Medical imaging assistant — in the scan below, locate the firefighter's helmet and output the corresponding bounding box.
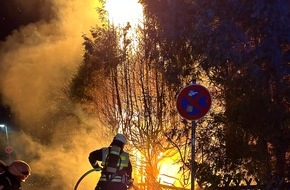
[114,133,127,144]
[8,160,31,182]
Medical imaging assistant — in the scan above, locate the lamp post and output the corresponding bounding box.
[0,124,12,162]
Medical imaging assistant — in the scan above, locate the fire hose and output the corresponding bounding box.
[74,167,139,190]
[74,167,101,190]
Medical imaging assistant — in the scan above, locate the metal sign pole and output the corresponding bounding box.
[191,120,196,190]
[191,80,196,190]
[176,81,211,190]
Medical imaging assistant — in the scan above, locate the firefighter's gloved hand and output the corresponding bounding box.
[92,163,101,170]
[126,178,134,189]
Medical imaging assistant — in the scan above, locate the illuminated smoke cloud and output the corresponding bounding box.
[0,0,112,189]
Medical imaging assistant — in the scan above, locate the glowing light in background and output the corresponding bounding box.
[105,0,143,26]
[104,1,184,187]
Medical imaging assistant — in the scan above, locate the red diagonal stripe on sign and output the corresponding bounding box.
[185,90,205,112]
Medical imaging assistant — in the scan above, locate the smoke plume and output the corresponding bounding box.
[0,0,112,189]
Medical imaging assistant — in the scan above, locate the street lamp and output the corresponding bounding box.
[0,124,12,162]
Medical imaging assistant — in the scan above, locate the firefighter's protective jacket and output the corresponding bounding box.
[0,162,21,190]
[89,147,132,183]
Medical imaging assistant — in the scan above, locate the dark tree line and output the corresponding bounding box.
[140,0,289,185]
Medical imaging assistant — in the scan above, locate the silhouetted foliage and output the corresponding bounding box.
[140,0,290,187]
[70,0,289,189]
[69,4,186,189]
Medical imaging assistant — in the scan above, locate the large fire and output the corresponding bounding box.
[105,0,143,27]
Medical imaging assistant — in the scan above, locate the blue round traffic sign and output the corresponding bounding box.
[176,84,211,120]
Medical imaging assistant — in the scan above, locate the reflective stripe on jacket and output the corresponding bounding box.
[99,174,124,183]
[100,147,130,169]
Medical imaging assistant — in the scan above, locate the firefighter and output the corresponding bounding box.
[89,133,133,190]
[0,160,31,190]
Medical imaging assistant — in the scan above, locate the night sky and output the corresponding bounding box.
[0,0,52,126]
[0,0,54,40]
